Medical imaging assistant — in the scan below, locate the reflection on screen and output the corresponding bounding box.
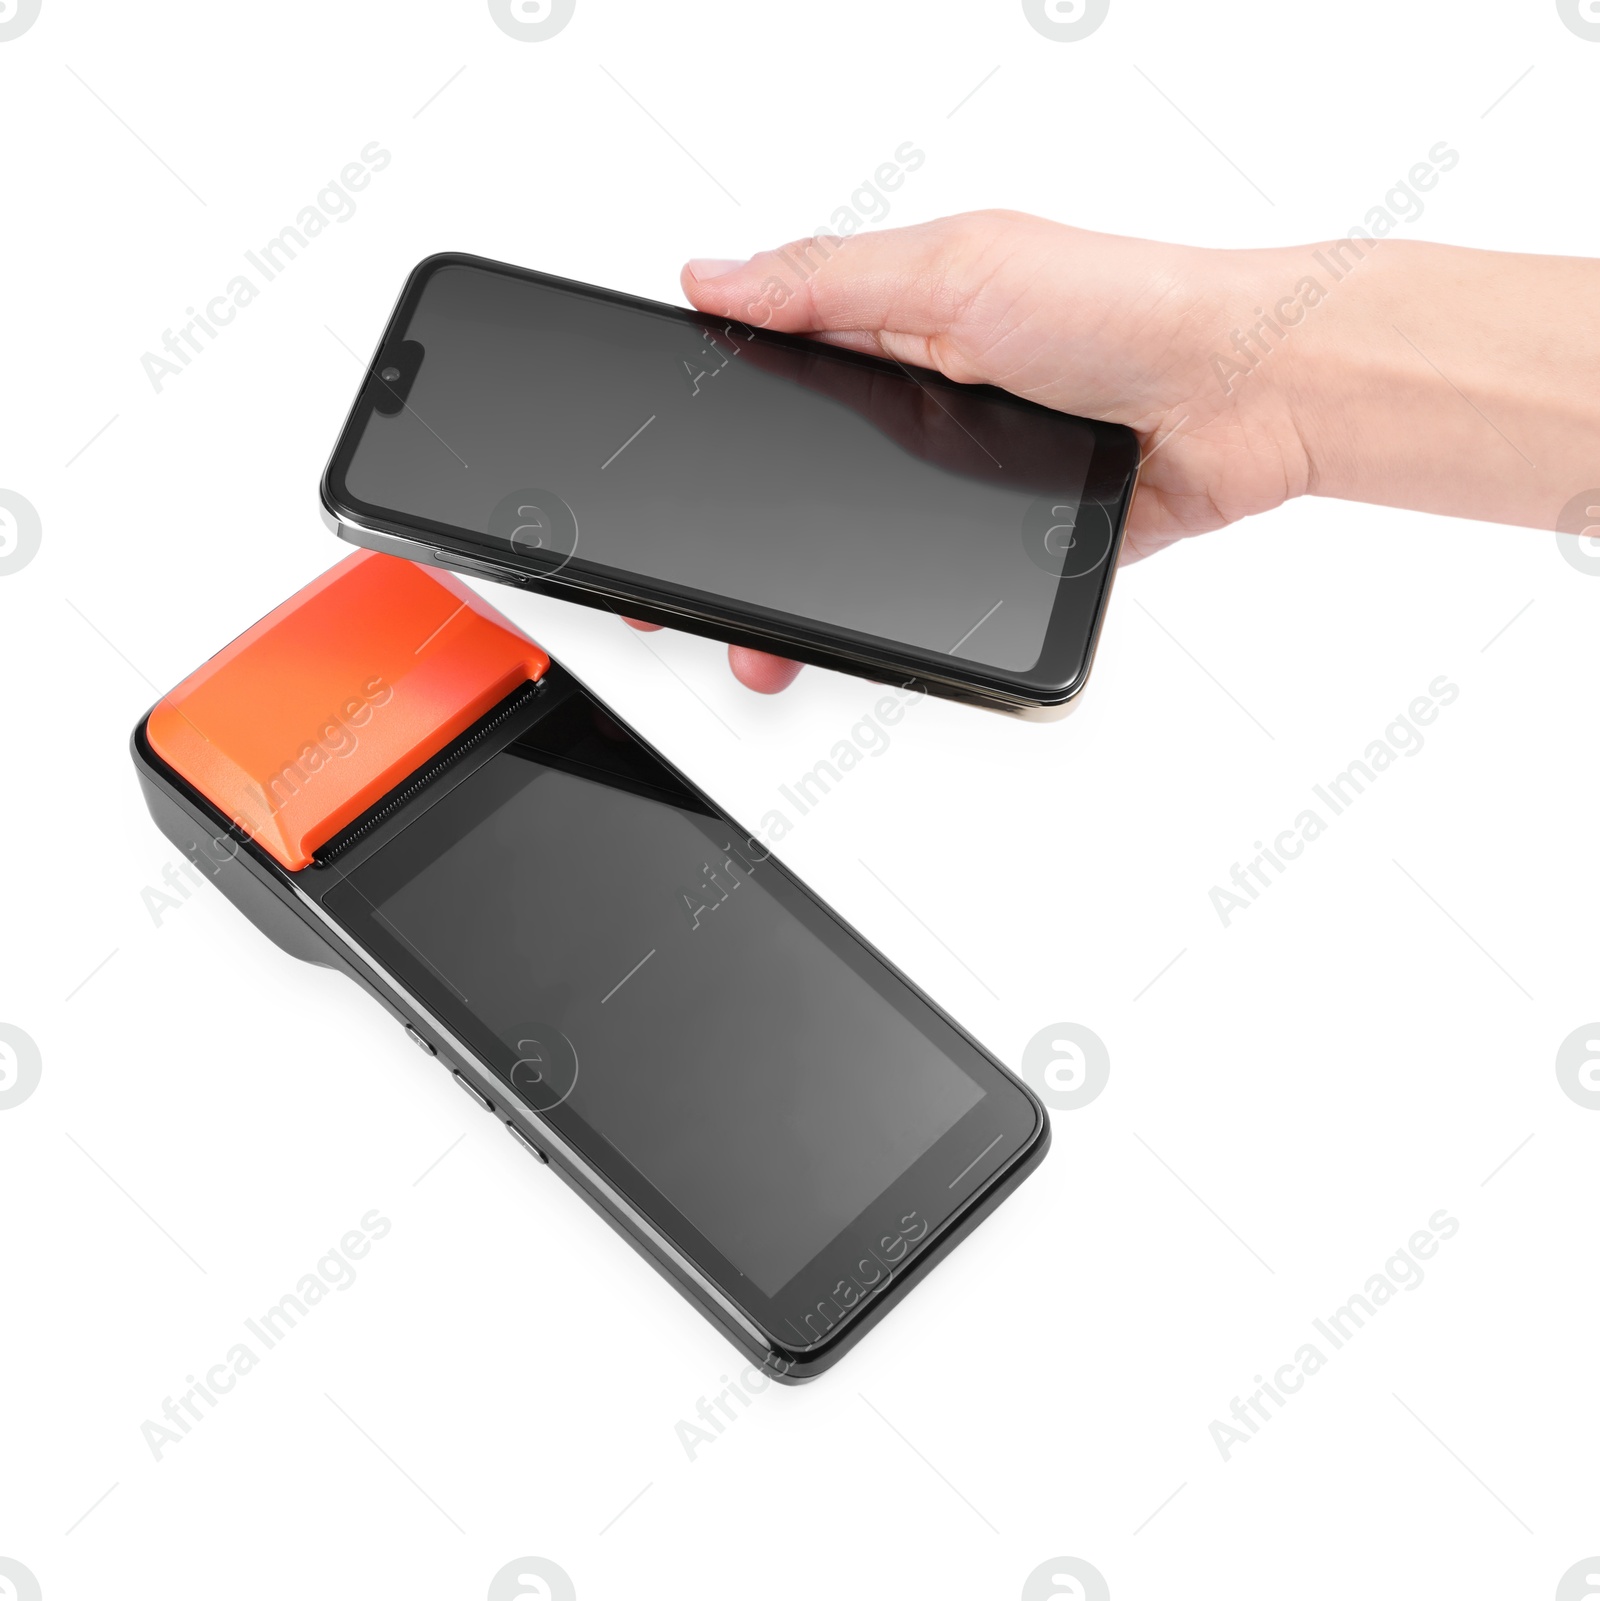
[362,724,982,1297]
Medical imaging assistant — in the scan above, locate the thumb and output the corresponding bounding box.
[680,212,1026,382]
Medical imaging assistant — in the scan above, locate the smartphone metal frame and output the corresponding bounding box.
[320,253,1141,717]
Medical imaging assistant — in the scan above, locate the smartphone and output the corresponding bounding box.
[321,254,1140,716]
[132,550,1049,1379]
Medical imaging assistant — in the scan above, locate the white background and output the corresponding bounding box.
[2,2,1597,1597]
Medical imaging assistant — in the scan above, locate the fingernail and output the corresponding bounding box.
[686,258,746,281]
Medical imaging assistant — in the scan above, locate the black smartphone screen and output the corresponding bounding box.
[324,256,1138,700]
[319,676,1041,1341]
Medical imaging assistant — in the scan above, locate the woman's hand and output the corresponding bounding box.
[642,209,1600,692]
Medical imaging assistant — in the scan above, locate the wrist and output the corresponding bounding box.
[1263,238,1433,505]
[1261,238,1600,528]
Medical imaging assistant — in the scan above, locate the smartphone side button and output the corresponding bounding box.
[431,548,518,583]
[505,1120,549,1164]
[452,1071,494,1112]
[403,1023,436,1056]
